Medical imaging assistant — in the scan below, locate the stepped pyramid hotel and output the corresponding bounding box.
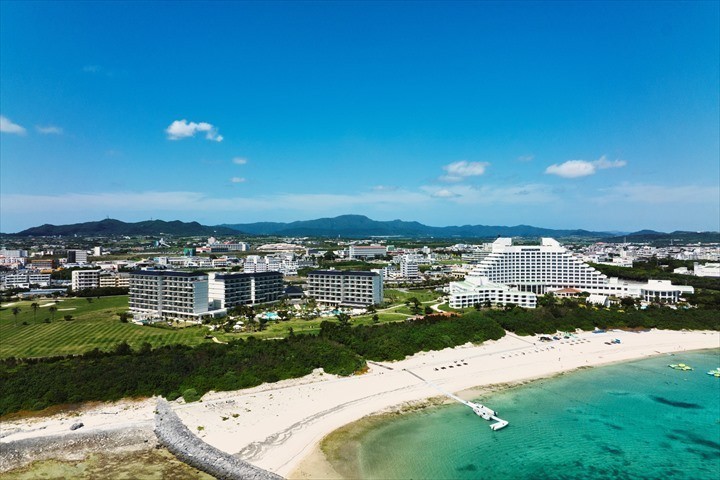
[449,238,693,309]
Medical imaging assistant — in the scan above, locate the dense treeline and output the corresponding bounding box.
[484,305,720,336]
[74,287,129,297]
[319,313,505,361]
[0,335,363,415]
[2,306,719,416]
[591,261,720,291]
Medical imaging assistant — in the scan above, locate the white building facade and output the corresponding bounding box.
[307,270,383,306]
[448,273,537,309]
[129,271,210,320]
[208,271,284,309]
[348,245,387,260]
[71,269,101,290]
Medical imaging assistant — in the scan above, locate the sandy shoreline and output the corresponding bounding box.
[1,329,718,478]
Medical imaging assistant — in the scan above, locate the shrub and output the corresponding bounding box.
[183,388,201,403]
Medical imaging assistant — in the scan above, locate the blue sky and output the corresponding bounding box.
[1,1,718,233]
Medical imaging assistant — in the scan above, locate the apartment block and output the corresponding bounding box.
[1,273,52,289]
[307,270,383,306]
[99,272,131,288]
[71,269,101,290]
[67,250,88,264]
[348,245,387,260]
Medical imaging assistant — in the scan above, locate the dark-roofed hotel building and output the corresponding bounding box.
[129,270,209,320]
[307,270,383,307]
[208,271,283,309]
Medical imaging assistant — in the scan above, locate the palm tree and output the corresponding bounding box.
[30,302,40,323]
[11,307,21,326]
[48,305,57,322]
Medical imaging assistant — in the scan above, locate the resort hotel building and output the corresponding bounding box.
[449,238,693,308]
[129,270,286,320]
[307,270,383,307]
[207,271,284,309]
[129,271,217,321]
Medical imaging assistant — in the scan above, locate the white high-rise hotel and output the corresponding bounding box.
[473,238,607,293]
[449,238,693,308]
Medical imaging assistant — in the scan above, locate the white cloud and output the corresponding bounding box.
[421,183,558,205]
[165,119,223,142]
[431,189,460,198]
[0,115,26,135]
[545,160,596,178]
[230,177,246,183]
[440,161,490,182]
[594,156,627,169]
[232,157,248,165]
[371,185,398,191]
[0,189,430,219]
[545,155,626,178]
[36,125,63,135]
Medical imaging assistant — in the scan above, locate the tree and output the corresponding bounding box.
[473,302,482,311]
[407,297,421,314]
[367,304,377,314]
[30,302,40,323]
[86,297,93,304]
[118,312,130,323]
[48,305,57,322]
[258,317,268,331]
[277,310,291,322]
[11,307,21,326]
[372,314,379,324]
[424,306,433,315]
[335,312,351,325]
[64,315,73,321]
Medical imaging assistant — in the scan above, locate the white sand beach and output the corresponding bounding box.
[2,329,718,477]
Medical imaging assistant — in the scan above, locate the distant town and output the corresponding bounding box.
[2,218,718,334]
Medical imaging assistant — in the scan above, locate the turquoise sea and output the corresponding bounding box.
[355,350,720,480]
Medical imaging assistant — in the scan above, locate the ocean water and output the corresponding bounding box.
[356,350,720,480]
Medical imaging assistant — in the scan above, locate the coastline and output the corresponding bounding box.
[1,329,718,478]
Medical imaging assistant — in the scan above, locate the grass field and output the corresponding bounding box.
[383,288,442,304]
[0,296,217,359]
[0,288,447,358]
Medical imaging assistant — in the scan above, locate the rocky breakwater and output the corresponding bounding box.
[154,398,283,480]
[0,425,156,472]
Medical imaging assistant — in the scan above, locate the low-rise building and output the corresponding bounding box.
[99,272,131,288]
[448,274,537,309]
[348,245,387,260]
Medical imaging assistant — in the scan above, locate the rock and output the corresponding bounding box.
[70,422,84,431]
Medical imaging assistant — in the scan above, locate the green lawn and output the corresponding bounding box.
[0,290,447,358]
[0,296,214,358]
[383,288,442,305]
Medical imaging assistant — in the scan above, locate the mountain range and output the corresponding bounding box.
[13,219,238,237]
[8,215,718,243]
[221,215,610,238]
